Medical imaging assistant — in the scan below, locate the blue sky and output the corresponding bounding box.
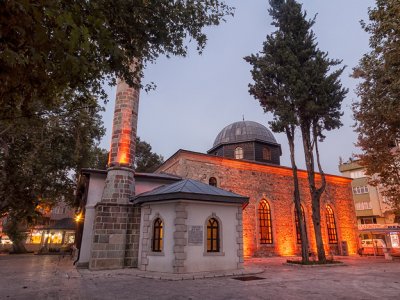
[100,0,376,175]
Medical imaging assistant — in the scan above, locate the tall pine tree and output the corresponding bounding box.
[246,0,347,262]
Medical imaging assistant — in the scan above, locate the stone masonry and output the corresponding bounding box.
[173,202,188,273]
[156,150,359,257]
[236,207,244,269]
[139,205,151,270]
[90,77,140,270]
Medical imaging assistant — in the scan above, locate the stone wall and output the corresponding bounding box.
[157,150,359,257]
[90,203,141,269]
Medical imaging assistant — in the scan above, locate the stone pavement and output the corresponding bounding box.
[1,254,400,299]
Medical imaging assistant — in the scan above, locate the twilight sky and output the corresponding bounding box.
[100,0,376,176]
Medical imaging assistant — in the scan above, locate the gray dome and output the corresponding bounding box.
[213,121,277,147]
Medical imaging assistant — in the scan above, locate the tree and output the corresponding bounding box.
[135,137,164,173]
[0,0,232,252]
[0,0,233,123]
[246,0,347,262]
[353,0,400,210]
[0,95,105,252]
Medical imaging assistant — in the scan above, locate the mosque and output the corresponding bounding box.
[75,80,358,272]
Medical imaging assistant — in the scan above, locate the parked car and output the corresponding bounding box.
[360,239,386,255]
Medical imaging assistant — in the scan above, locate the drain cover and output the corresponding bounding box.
[233,276,265,281]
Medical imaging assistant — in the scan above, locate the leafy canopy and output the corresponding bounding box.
[0,0,233,121]
[353,0,400,209]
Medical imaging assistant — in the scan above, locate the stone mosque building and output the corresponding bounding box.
[75,80,358,272]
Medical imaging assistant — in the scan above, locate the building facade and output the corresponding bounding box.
[157,121,358,257]
[339,159,400,250]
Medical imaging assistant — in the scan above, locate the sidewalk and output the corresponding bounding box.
[1,254,400,299]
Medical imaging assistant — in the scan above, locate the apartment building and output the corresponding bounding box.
[339,159,400,250]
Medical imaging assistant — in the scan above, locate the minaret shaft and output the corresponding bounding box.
[89,77,141,270]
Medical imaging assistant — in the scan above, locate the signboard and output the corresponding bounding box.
[358,223,400,230]
[390,233,400,248]
[188,225,203,245]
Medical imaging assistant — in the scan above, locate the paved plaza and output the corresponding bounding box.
[0,254,399,299]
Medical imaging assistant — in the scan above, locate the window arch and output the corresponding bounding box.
[152,218,163,252]
[259,200,273,244]
[262,147,271,160]
[209,177,217,187]
[326,205,338,244]
[295,205,307,244]
[207,218,220,252]
[234,147,244,159]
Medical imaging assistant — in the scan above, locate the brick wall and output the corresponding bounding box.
[157,150,358,257]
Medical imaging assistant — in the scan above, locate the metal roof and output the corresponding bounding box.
[132,179,248,205]
[211,121,278,150]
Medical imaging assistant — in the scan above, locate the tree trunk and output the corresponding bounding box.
[300,123,326,262]
[12,240,28,254]
[4,216,29,254]
[286,126,309,263]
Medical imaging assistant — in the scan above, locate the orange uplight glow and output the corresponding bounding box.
[75,212,83,223]
[243,233,252,257]
[277,241,295,256]
[117,149,129,165]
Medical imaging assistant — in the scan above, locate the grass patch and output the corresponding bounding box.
[286,259,342,265]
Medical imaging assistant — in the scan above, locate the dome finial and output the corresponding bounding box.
[242,114,245,121]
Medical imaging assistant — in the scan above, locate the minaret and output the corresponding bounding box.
[89,78,140,269]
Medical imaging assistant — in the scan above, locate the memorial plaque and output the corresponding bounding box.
[188,225,203,245]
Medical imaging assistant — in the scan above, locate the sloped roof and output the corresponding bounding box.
[132,179,248,205]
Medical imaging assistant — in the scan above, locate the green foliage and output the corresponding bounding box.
[0,0,233,122]
[353,0,400,209]
[0,0,232,245]
[0,94,105,217]
[245,0,347,262]
[135,137,164,173]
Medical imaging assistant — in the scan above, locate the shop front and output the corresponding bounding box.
[358,223,400,255]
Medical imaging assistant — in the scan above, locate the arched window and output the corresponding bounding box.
[207,218,220,252]
[262,147,271,160]
[295,205,307,244]
[259,200,273,244]
[209,177,217,187]
[326,205,338,244]
[234,147,244,159]
[152,218,163,252]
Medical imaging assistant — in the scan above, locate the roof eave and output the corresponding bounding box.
[132,192,249,205]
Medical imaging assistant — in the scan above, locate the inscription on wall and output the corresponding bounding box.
[188,225,203,245]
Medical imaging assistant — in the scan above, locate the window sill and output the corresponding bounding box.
[259,243,275,248]
[147,251,165,256]
[203,251,225,256]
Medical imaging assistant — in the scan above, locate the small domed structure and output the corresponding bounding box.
[208,121,281,165]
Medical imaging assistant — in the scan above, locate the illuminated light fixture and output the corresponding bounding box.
[75,212,83,222]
